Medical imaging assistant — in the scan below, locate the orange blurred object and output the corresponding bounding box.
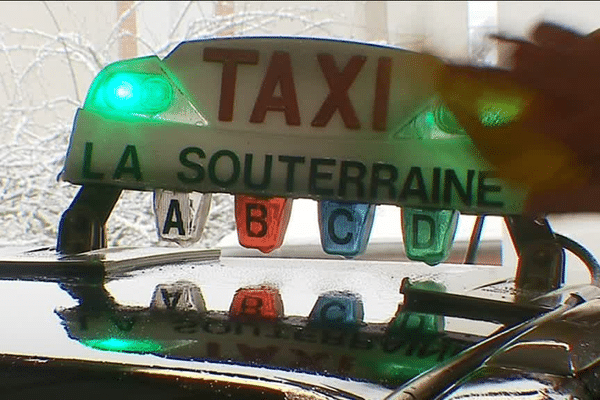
[436,64,589,193]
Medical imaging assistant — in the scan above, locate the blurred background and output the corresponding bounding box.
[0,1,599,263]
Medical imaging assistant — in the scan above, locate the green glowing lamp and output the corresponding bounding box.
[87,71,173,115]
[82,338,163,353]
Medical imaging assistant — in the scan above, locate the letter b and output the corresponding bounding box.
[246,203,268,237]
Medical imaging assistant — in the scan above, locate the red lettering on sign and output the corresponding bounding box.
[373,57,391,131]
[203,48,259,122]
[312,54,366,129]
[250,51,300,125]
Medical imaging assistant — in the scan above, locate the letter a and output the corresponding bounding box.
[250,52,300,125]
[113,145,142,181]
[163,199,186,235]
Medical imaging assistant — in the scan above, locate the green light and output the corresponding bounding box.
[389,311,443,334]
[401,208,459,265]
[105,74,139,109]
[87,71,174,115]
[82,338,163,353]
[399,103,466,139]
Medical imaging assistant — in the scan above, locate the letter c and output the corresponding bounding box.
[328,208,354,245]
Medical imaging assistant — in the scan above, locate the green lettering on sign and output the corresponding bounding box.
[82,142,104,180]
[113,145,142,181]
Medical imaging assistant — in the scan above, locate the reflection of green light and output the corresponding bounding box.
[376,360,432,384]
[83,338,163,353]
[480,106,512,127]
[433,105,464,134]
[389,281,446,335]
[389,311,444,335]
[425,111,436,128]
[478,99,522,127]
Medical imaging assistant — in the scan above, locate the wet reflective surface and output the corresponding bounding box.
[441,368,592,400]
[0,245,513,398]
[2,244,600,398]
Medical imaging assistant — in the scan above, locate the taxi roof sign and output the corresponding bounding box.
[60,36,527,215]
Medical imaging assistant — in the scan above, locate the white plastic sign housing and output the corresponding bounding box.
[60,37,527,215]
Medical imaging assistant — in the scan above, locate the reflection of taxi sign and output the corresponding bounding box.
[58,37,526,258]
[308,290,364,328]
[150,280,207,312]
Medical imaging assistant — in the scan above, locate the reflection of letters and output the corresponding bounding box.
[111,315,135,332]
[338,355,355,375]
[237,344,278,363]
[160,288,182,309]
[240,296,263,316]
[289,349,329,369]
[206,342,220,358]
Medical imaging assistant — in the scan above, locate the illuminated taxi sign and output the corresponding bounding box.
[60,37,526,214]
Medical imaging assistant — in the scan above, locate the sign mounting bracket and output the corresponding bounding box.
[57,184,122,254]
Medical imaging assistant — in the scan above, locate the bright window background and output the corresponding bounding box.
[0,1,598,270]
